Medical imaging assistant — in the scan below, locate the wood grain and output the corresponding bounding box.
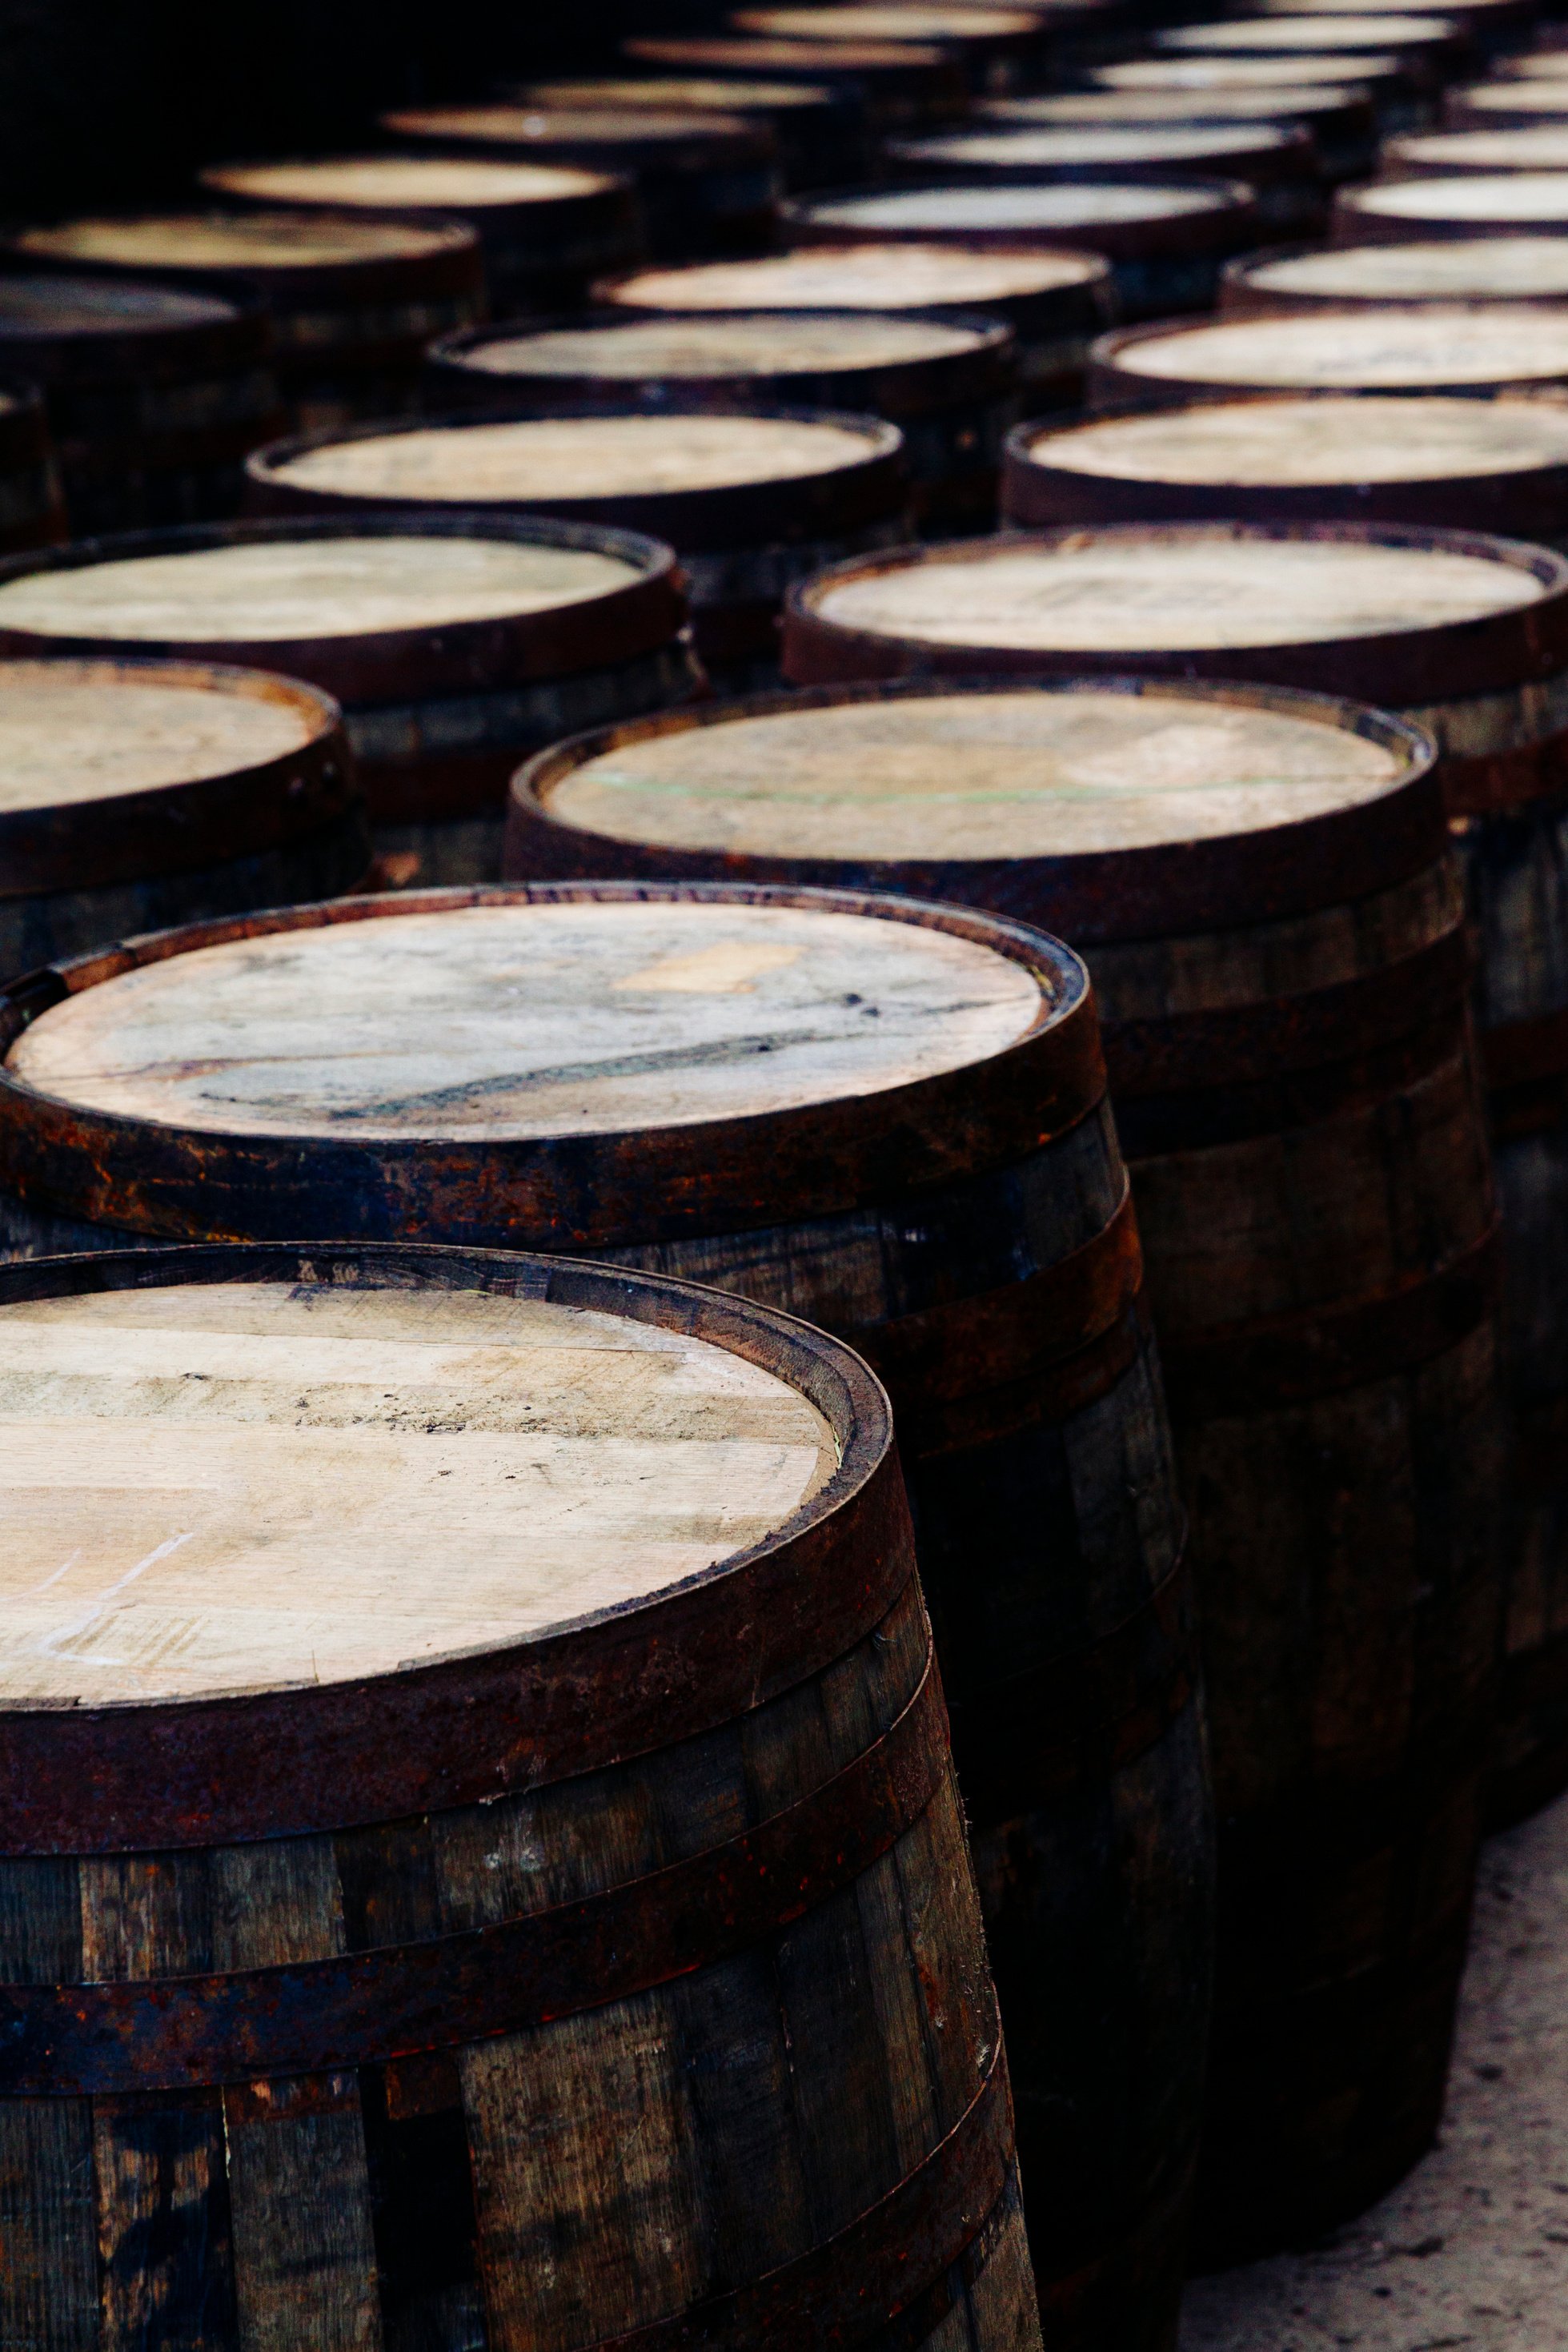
[1030,394,1568,482]
[1232,233,1568,299]
[602,245,1101,306]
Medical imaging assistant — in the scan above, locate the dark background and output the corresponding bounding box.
[0,0,728,222]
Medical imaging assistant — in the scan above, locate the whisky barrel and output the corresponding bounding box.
[2,213,484,435]
[979,84,1379,183]
[0,517,699,888]
[379,105,782,261]
[0,656,364,976]
[1004,387,1568,536]
[425,310,1015,532]
[1442,77,1568,126]
[503,74,870,189]
[591,242,1114,399]
[726,3,1055,88]
[501,673,1501,2264]
[883,122,1326,229]
[1151,11,1471,87]
[199,155,644,317]
[1382,125,1568,169]
[0,379,66,553]
[0,272,282,536]
[782,178,1261,318]
[1243,0,1534,47]
[243,405,909,693]
[1494,46,1568,75]
[0,878,1209,2352]
[1081,302,1568,411]
[1223,230,1568,305]
[0,1233,1044,2352]
[620,34,971,130]
[1335,167,1568,235]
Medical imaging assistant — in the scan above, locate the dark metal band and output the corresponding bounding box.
[1440,724,1568,819]
[1161,1218,1502,1415]
[896,1289,1153,1460]
[0,1645,946,2097]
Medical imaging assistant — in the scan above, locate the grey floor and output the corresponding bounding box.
[1181,1788,1568,2352]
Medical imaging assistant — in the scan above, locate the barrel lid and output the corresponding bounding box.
[788,177,1252,237]
[1341,170,1568,223]
[200,155,621,211]
[596,243,1109,308]
[1230,233,1568,296]
[1446,81,1568,113]
[732,5,1047,34]
[1094,303,1568,387]
[782,521,1568,702]
[624,33,960,70]
[0,275,239,337]
[1157,12,1458,42]
[437,310,1000,382]
[511,74,840,109]
[8,210,475,277]
[981,83,1369,121]
[1021,392,1568,480]
[382,102,771,159]
[1498,51,1568,77]
[1093,51,1406,82]
[891,121,1298,164]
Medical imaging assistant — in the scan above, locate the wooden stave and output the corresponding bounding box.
[880,124,1329,231]
[0,1237,1041,2352]
[499,676,1503,2259]
[1220,233,1568,307]
[0,889,1209,2352]
[620,34,973,128]
[1333,174,1568,239]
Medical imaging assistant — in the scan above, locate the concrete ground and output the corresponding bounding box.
[1181,1788,1568,2352]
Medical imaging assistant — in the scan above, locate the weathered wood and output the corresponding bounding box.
[503,74,871,190]
[426,310,1017,535]
[0,515,700,889]
[241,407,909,696]
[981,83,1378,181]
[0,882,1208,2352]
[1223,229,1568,307]
[0,655,364,980]
[380,104,782,262]
[1336,167,1568,238]
[0,1240,1042,2352]
[621,31,971,128]
[731,683,1508,2262]
[885,121,1327,231]
[3,212,485,435]
[199,154,644,318]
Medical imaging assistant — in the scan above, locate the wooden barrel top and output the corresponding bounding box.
[1155,11,1459,46]
[199,155,622,213]
[624,32,963,75]
[0,271,268,384]
[785,176,1255,245]
[1386,126,1568,167]
[1093,52,1406,84]
[7,210,477,281]
[513,74,843,110]
[1021,392,1568,484]
[980,83,1372,122]
[1445,81,1568,117]
[889,121,1305,167]
[1338,170,1568,228]
[1498,50,1568,77]
[0,661,321,816]
[732,4,1048,37]
[596,242,1109,309]
[435,311,998,383]
[0,275,236,340]
[0,1262,840,1708]
[1226,232,1568,299]
[382,102,772,163]
[1092,303,1568,389]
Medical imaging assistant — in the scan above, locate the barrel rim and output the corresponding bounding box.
[780,171,1263,255]
[504,671,1444,942]
[427,300,1017,377]
[975,82,1376,130]
[623,29,966,76]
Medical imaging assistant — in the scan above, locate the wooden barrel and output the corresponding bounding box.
[781,178,1261,319]
[0,517,700,889]
[0,1232,1045,2352]
[1335,167,1568,235]
[1004,386,1568,534]
[379,105,782,262]
[502,74,872,189]
[1382,124,1568,169]
[242,405,910,694]
[0,379,66,553]
[589,242,1114,400]
[198,155,644,318]
[1091,50,1415,97]
[725,3,1056,89]
[1150,11,1472,88]
[620,34,972,130]
[0,655,365,977]
[0,877,1209,2352]
[978,84,1380,183]
[882,121,1327,228]
[0,272,282,536]
[1222,228,1568,305]
[1081,301,1568,410]
[1241,0,1535,47]
[1442,76,1568,125]
[499,675,1503,2264]
[2,211,485,435]
[424,311,1016,533]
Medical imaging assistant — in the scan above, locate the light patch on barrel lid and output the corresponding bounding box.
[1103,306,1568,392]
[1030,396,1568,482]
[989,83,1365,121]
[1096,53,1402,82]
[13,211,472,271]
[607,244,1102,309]
[1350,170,1568,220]
[1159,14,1455,46]
[458,311,986,379]
[735,5,1046,34]
[1241,234,1568,298]
[385,103,760,145]
[900,122,1289,163]
[802,181,1226,228]
[0,667,315,811]
[205,155,616,207]
[1391,129,1568,166]
[612,940,804,991]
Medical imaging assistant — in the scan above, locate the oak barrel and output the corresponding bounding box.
[379,105,782,261]
[883,122,1327,231]
[589,242,1115,399]
[0,379,66,553]
[242,405,910,693]
[1442,77,1568,125]
[0,516,700,889]
[679,663,1502,2261]
[2,212,485,434]
[0,1234,1043,2352]
[1243,0,1534,44]
[1334,167,1568,237]
[1151,11,1471,87]
[503,74,872,190]
[0,656,365,976]
[425,310,1017,533]
[0,879,1212,2352]
[1221,230,1568,307]
[726,2,1055,89]
[974,86,1380,183]
[0,272,283,536]
[1382,124,1568,170]
[620,34,972,130]
[782,178,1261,319]
[199,155,644,318]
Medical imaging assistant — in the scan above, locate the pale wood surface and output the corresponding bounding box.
[459,312,985,376]
[1240,234,1568,295]
[1455,82,1568,114]
[0,275,236,334]
[0,664,315,811]
[1098,54,1402,82]
[1033,393,1568,481]
[523,74,835,107]
[735,4,1045,32]
[14,211,470,271]
[1104,307,1568,385]
[269,413,884,500]
[1161,13,1454,43]
[8,898,1046,1134]
[605,243,1102,307]
[811,536,1541,651]
[904,122,1293,162]
[0,536,643,644]
[804,183,1227,228]
[204,155,614,208]
[386,103,756,144]
[1394,128,1568,166]
[0,1275,837,1704]
[634,32,955,63]
[1350,171,1568,220]
[1502,52,1568,77]
[548,688,1406,857]
[992,83,1367,118]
